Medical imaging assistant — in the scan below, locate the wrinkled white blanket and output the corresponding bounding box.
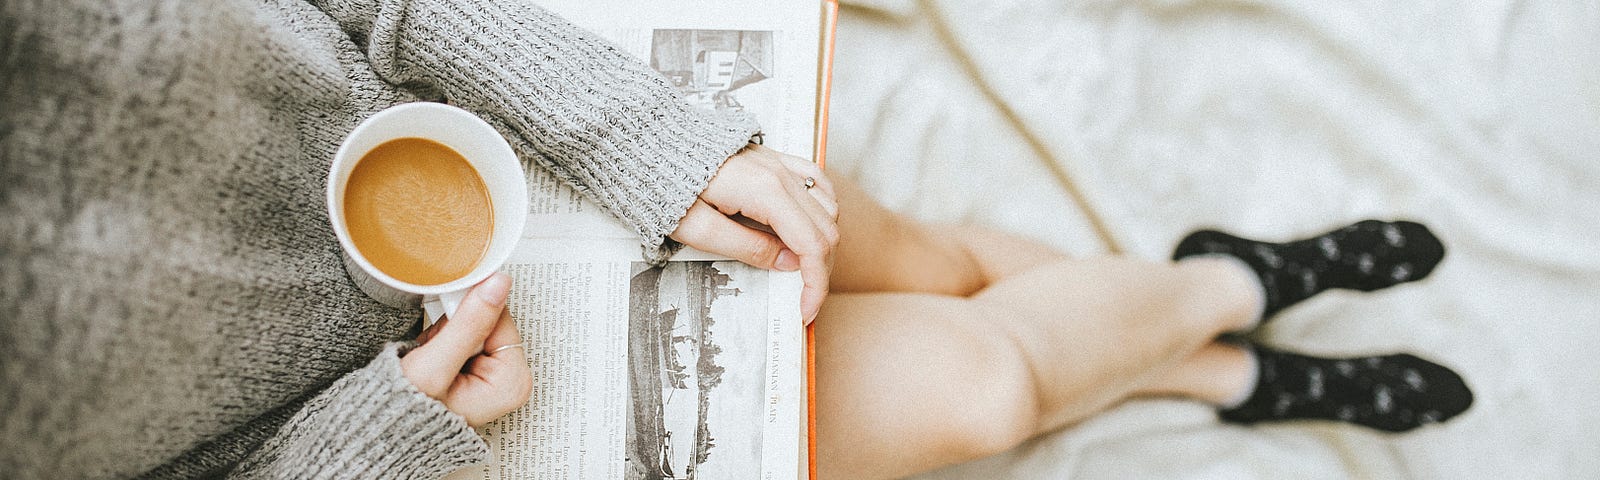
[826,0,1600,477]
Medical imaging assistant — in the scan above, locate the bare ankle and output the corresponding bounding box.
[1175,257,1265,332]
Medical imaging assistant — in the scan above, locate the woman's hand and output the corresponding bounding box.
[671,144,839,324]
[400,273,533,427]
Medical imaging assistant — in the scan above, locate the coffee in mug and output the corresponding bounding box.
[344,137,493,286]
[327,102,528,322]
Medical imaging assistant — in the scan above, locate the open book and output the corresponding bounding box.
[445,1,836,478]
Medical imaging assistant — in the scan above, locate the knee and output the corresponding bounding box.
[929,338,1040,461]
[950,402,1035,461]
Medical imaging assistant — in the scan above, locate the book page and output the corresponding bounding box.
[445,231,802,480]
[442,2,820,478]
[437,151,807,480]
[446,173,807,480]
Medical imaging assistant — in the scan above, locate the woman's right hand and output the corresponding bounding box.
[670,144,839,324]
[400,273,533,427]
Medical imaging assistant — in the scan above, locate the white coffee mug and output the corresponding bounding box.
[327,102,528,322]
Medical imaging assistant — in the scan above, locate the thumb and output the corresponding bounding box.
[672,200,799,271]
[401,272,511,397]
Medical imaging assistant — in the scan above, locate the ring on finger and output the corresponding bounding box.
[485,343,525,356]
[803,177,816,189]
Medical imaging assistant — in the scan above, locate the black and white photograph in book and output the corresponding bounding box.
[625,261,770,479]
[650,29,775,115]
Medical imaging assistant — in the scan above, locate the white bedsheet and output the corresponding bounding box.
[826,0,1600,478]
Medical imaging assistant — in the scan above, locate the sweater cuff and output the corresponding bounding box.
[467,65,759,266]
[580,109,760,266]
[231,343,489,479]
[478,108,757,266]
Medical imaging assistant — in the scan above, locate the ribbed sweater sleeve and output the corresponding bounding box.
[229,344,488,479]
[306,0,760,263]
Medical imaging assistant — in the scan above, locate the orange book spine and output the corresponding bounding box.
[810,3,838,478]
[806,322,818,479]
[814,0,839,170]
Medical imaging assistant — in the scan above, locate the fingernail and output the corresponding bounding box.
[803,301,819,325]
[775,249,800,271]
[476,272,511,306]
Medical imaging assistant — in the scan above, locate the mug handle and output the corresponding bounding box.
[421,289,470,326]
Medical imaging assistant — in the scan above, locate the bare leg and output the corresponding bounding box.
[1134,342,1257,406]
[816,182,1263,478]
[816,258,1259,478]
[829,183,1065,296]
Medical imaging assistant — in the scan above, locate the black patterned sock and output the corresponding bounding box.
[1172,220,1445,319]
[1220,346,1473,432]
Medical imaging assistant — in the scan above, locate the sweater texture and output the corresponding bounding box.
[0,0,757,478]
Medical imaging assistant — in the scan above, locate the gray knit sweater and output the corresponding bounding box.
[0,0,757,478]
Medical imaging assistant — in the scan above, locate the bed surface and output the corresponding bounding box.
[826,0,1600,477]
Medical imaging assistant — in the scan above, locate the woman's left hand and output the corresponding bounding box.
[671,144,839,324]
